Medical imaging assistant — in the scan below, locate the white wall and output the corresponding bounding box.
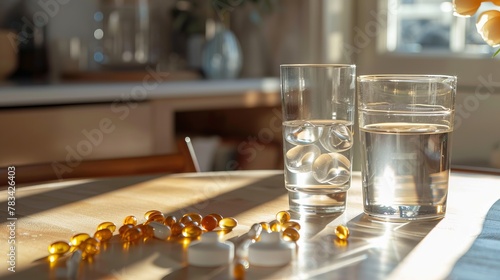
[453,90,500,167]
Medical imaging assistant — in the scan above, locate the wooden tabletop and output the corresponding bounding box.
[1,170,500,280]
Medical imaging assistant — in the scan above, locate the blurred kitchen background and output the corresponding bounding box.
[1,0,499,172]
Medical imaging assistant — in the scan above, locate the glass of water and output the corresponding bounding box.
[280,64,356,215]
[357,75,457,221]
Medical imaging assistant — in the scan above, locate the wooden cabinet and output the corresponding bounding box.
[0,79,281,169]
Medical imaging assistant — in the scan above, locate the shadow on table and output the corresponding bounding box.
[349,214,441,279]
[161,172,288,219]
[446,199,500,280]
[294,214,441,280]
[0,175,161,222]
[0,172,288,223]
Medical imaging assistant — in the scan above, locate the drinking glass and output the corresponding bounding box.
[357,75,457,221]
[280,64,356,215]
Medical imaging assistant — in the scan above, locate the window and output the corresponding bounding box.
[386,0,496,56]
[344,0,500,170]
[351,0,500,87]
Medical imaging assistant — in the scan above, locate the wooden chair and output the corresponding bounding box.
[0,137,200,186]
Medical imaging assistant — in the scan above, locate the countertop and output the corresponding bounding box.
[0,78,280,108]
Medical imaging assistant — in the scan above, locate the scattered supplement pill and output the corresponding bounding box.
[269,220,281,232]
[96,221,117,233]
[282,227,300,242]
[136,224,154,238]
[183,212,203,223]
[80,237,100,256]
[147,213,165,224]
[248,223,262,240]
[334,238,348,247]
[48,241,71,255]
[184,220,200,227]
[276,210,291,224]
[171,222,186,237]
[219,217,238,229]
[121,227,142,242]
[123,215,138,226]
[119,224,134,235]
[144,210,162,220]
[182,225,203,238]
[207,213,223,222]
[248,231,295,267]
[164,215,177,227]
[260,222,271,232]
[180,215,193,225]
[149,222,171,240]
[335,225,350,241]
[282,221,301,231]
[94,228,113,242]
[233,259,247,280]
[70,233,90,247]
[201,215,218,231]
[187,232,234,266]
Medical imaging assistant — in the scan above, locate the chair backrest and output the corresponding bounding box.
[0,138,199,186]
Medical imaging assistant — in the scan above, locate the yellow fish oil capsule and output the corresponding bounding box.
[260,222,270,232]
[80,237,100,256]
[119,224,134,236]
[182,225,203,238]
[147,213,165,224]
[70,233,90,247]
[48,241,71,255]
[121,227,143,242]
[335,225,350,241]
[233,259,248,280]
[179,215,193,225]
[171,222,186,237]
[164,215,177,227]
[123,215,138,226]
[97,221,116,233]
[276,210,291,224]
[137,224,154,238]
[269,220,281,232]
[144,210,162,220]
[94,228,113,242]
[183,212,203,223]
[219,217,238,229]
[282,221,301,231]
[282,227,300,242]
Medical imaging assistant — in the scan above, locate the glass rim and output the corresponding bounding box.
[358,74,457,82]
[280,64,356,69]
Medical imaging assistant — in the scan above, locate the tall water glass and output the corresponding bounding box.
[357,75,457,221]
[280,64,356,215]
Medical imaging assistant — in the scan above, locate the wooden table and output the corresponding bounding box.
[1,170,500,279]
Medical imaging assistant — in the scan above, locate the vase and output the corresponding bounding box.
[201,25,243,79]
